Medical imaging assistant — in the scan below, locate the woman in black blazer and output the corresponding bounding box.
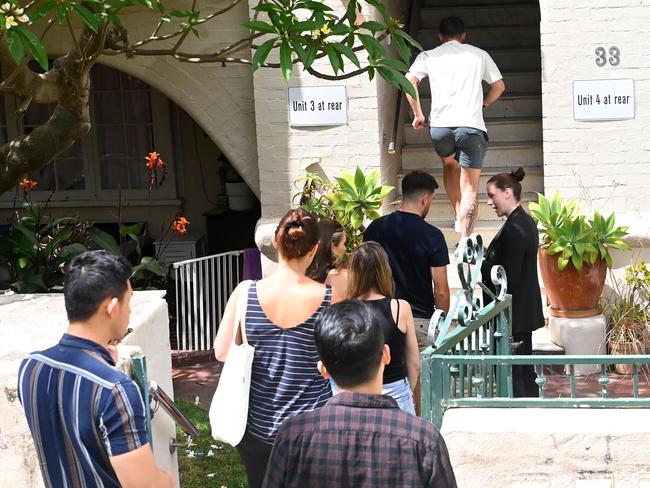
[481,167,544,397]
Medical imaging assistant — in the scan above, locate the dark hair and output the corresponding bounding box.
[439,16,465,38]
[314,300,385,388]
[64,251,132,322]
[306,219,343,282]
[402,170,439,201]
[275,208,319,260]
[486,167,526,201]
[347,241,393,299]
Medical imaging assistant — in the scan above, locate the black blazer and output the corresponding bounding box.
[481,205,544,335]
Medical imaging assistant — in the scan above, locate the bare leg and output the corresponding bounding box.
[459,167,481,237]
[441,155,461,219]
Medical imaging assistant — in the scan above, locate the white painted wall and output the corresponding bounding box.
[441,408,650,487]
[0,291,178,487]
[540,0,650,216]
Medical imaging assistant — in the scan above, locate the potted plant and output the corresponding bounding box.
[605,262,650,374]
[529,192,630,318]
[294,167,394,250]
[221,160,256,212]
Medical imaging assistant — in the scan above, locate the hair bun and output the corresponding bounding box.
[511,167,525,182]
[285,218,306,241]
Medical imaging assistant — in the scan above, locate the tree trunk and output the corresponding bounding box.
[0,55,92,195]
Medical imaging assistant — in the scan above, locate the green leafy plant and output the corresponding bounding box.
[0,182,92,292]
[529,192,630,271]
[605,262,650,359]
[294,167,393,249]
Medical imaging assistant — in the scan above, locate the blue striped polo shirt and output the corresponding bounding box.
[17,334,149,488]
[245,282,332,444]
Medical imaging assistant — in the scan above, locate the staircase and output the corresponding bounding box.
[399,0,543,247]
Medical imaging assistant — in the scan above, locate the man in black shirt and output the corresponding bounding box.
[365,170,450,351]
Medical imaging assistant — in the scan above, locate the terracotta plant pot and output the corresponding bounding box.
[538,248,607,318]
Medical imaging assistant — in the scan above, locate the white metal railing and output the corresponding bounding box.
[172,250,244,351]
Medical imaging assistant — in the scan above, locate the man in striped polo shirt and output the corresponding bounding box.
[17,251,175,488]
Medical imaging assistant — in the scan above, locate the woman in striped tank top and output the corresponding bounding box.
[214,208,339,488]
[347,241,420,415]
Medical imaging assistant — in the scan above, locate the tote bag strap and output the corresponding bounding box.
[231,280,253,347]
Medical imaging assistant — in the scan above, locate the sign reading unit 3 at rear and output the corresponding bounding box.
[288,86,348,127]
[573,79,635,121]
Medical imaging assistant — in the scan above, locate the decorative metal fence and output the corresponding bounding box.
[172,251,244,351]
[421,235,650,428]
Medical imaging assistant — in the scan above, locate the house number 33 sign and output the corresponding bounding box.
[595,46,620,67]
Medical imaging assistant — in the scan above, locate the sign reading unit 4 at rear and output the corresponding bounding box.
[288,86,348,127]
[573,79,635,121]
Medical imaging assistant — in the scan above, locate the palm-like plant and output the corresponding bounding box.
[529,192,630,271]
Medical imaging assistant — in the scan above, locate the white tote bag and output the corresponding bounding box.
[209,280,253,446]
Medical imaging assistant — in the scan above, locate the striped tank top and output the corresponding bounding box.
[245,281,333,443]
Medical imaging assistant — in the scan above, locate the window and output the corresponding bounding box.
[2,63,176,203]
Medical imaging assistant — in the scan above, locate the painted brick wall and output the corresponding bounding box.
[540,1,650,215]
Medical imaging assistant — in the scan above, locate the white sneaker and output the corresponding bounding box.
[454,219,461,233]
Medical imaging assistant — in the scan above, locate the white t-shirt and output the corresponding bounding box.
[407,40,502,132]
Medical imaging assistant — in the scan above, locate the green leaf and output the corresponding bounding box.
[58,243,87,261]
[557,256,569,271]
[168,9,193,17]
[243,20,276,34]
[391,33,411,65]
[18,257,30,269]
[301,1,333,13]
[6,30,24,64]
[359,20,385,32]
[137,0,153,8]
[290,20,320,32]
[377,56,409,72]
[88,226,121,255]
[376,66,416,98]
[29,0,57,22]
[289,38,308,66]
[323,43,341,74]
[279,40,293,81]
[358,34,383,59]
[119,222,144,238]
[132,256,166,278]
[331,42,360,68]
[252,38,276,71]
[16,27,48,71]
[393,29,423,51]
[305,42,318,69]
[72,4,100,32]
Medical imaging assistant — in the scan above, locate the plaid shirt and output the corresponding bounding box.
[262,392,457,488]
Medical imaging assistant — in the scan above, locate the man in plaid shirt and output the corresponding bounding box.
[262,300,457,487]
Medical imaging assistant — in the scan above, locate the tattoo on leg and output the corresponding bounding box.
[462,197,478,235]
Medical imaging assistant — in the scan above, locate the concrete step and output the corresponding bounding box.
[422,0,538,6]
[413,93,542,119]
[422,193,537,223]
[418,71,541,96]
[418,24,540,50]
[401,141,543,169]
[421,3,541,29]
[404,117,542,145]
[398,166,544,198]
[489,48,541,71]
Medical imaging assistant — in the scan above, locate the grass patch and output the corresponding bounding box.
[175,398,247,487]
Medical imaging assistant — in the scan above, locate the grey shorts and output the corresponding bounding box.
[429,126,488,169]
[414,318,432,353]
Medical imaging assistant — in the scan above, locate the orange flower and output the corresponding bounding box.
[156,157,165,169]
[172,216,190,235]
[145,151,161,170]
[19,178,37,190]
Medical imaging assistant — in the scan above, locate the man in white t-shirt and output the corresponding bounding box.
[406,16,505,238]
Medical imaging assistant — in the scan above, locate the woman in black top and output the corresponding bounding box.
[347,242,419,413]
[481,167,545,397]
